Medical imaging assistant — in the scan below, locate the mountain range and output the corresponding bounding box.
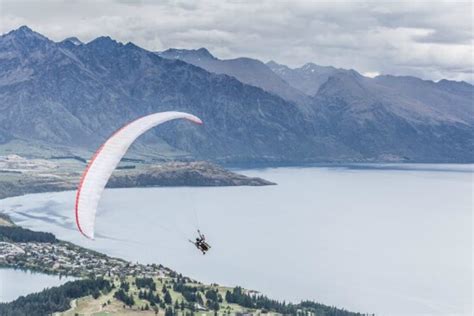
[0,26,472,163]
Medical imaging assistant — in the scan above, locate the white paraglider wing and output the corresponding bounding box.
[75,111,203,239]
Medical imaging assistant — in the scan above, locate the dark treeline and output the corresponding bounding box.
[138,289,161,305]
[173,280,203,303]
[114,289,135,307]
[0,278,111,316]
[136,277,157,291]
[298,301,372,316]
[226,287,366,316]
[120,280,130,292]
[205,288,222,311]
[164,288,173,305]
[0,226,57,243]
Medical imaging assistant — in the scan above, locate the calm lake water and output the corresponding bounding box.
[1,164,472,315]
[0,268,75,302]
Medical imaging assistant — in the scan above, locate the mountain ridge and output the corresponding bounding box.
[0,26,472,163]
[158,47,312,108]
[0,26,320,163]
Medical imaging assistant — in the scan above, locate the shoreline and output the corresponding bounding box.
[0,156,275,200]
[2,158,471,202]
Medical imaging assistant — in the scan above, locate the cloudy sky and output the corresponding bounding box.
[0,0,472,82]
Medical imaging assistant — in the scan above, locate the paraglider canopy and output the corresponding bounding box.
[75,111,203,239]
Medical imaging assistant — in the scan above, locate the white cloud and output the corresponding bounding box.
[0,0,472,82]
[363,71,381,78]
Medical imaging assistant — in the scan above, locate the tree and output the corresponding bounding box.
[136,277,157,291]
[196,292,204,306]
[205,289,218,301]
[225,290,232,303]
[207,300,220,311]
[0,279,111,316]
[164,290,173,305]
[114,289,134,307]
[165,307,174,316]
[120,281,130,292]
[92,290,100,299]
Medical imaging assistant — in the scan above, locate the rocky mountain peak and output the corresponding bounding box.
[195,47,214,59]
[86,36,122,50]
[266,60,280,67]
[1,25,50,46]
[299,62,337,74]
[316,70,369,100]
[159,47,215,61]
[11,25,36,36]
[62,37,83,46]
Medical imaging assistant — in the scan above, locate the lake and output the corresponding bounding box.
[0,268,75,302]
[1,164,472,315]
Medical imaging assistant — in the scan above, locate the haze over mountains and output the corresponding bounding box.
[266,61,345,97]
[1,26,472,163]
[158,48,312,107]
